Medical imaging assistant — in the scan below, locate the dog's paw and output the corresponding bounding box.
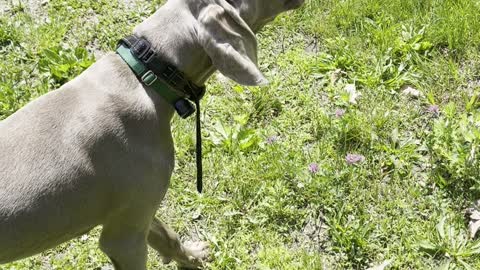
[176,241,210,269]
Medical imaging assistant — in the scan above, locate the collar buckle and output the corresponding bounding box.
[141,50,155,63]
[141,70,158,86]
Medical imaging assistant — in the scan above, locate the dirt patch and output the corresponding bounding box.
[0,0,48,17]
[0,2,6,14]
[291,212,328,253]
[26,0,49,18]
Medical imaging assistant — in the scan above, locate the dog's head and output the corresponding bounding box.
[228,0,305,31]
[195,0,305,86]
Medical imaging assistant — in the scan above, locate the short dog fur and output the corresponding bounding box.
[0,0,304,269]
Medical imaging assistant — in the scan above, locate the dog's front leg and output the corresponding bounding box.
[148,217,209,269]
[98,206,155,270]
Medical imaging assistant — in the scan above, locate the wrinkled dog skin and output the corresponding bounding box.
[0,0,304,269]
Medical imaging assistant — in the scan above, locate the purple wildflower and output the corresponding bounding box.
[309,163,319,174]
[335,109,346,118]
[266,135,278,144]
[345,154,365,165]
[427,105,440,117]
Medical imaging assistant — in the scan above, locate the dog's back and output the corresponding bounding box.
[0,53,174,263]
[0,58,115,262]
[0,86,101,262]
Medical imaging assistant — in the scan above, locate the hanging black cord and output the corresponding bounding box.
[195,99,203,193]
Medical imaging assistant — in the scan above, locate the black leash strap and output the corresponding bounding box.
[195,99,203,193]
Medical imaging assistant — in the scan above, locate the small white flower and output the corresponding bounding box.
[401,86,422,98]
[367,260,393,270]
[345,84,361,104]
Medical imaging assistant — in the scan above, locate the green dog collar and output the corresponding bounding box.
[116,44,183,106]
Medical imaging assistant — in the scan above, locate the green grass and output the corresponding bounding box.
[1,0,480,269]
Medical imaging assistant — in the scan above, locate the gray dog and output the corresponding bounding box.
[0,0,304,269]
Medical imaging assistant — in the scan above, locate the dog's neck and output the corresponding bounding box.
[133,1,217,87]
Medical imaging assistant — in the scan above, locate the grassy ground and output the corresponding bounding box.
[1,0,480,269]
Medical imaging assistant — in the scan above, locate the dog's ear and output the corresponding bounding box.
[197,3,268,86]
